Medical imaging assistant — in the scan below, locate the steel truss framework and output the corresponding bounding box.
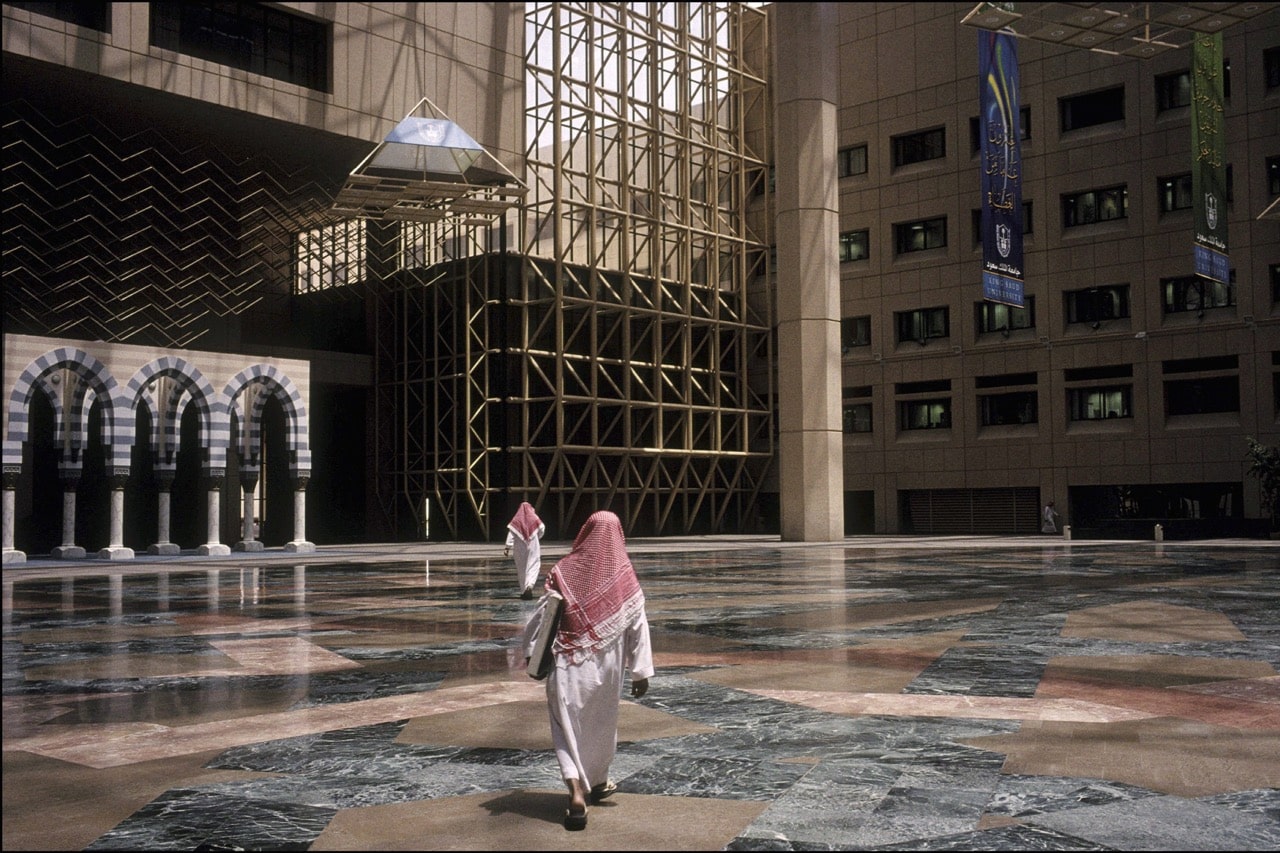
[374,2,776,541]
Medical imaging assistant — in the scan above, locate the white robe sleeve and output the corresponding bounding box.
[520,594,552,659]
[505,528,515,548]
[623,608,654,680]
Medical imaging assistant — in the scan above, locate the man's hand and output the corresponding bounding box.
[503,547,510,557]
[631,677,649,698]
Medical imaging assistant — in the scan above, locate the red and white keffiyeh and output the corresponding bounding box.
[547,510,645,665]
[508,502,543,542]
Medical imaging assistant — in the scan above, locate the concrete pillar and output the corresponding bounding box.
[198,473,230,556]
[98,473,134,560]
[773,2,843,542]
[149,469,179,555]
[53,471,85,559]
[3,470,26,564]
[284,474,315,553]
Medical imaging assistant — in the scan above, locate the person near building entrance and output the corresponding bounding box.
[521,510,653,831]
[504,502,546,599]
[1042,500,1058,534]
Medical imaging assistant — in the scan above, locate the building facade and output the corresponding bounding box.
[828,2,1279,537]
[2,2,1277,557]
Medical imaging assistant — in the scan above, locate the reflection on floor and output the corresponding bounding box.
[3,538,1278,851]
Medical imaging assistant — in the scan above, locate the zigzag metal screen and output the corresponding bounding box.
[2,98,341,349]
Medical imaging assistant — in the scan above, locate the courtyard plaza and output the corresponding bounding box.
[2,534,1277,851]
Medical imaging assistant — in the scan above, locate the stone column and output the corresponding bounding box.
[284,474,315,553]
[3,469,26,564]
[198,472,230,556]
[773,2,844,541]
[148,469,181,555]
[233,470,264,552]
[97,472,134,560]
[52,470,85,559]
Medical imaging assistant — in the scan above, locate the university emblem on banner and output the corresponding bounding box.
[1205,193,1217,229]
[996,223,1011,258]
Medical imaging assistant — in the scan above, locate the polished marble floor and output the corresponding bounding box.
[3,535,1278,851]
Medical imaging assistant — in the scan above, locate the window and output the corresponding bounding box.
[151,2,331,92]
[1062,185,1127,226]
[971,202,1033,246]
[969,107,1031,152]
[1163,356,1240,417]
[899,399,952,430]
[841,316,871,353]
[894,217,947,254]
[1161,273,1235,315]
[839,229,870,262]
[1159,174,1193,213]
[8,1,109,30]
[896,307,949,345]
[1272,264,1280,305]
[897,380,952,430]
[976,296,1035,335]
[1155,70,1191,112]
[977,373,1038,425]
[1066,364,1132,421]
[1059,86,1124,132]
[892,127,946,168]
[295,219,365,293]
[842,386,872,434]
[1267,46,1280,91]
[1065,285,1130,325]
[979,391,1038,426]
[1069,386,1132,421]
[1269,156,1280,197]
[839,144,868,178]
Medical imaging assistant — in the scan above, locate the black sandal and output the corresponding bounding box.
[564,808,588,831]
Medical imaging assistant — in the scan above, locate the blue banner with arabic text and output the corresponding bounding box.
[979,31,1024,307]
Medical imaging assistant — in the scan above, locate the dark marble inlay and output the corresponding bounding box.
[84,788,333,851]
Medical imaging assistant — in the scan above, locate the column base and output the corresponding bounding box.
[3,549,27,564]
[234,540,266,552]
[148,542,181,556]
[198,543,231,556]
[52,545,87,559]
[97,546,135,560]
[284,540,316,553]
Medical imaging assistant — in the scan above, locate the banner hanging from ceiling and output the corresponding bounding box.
[1192,31,1229,285]
[979,30,1024,307]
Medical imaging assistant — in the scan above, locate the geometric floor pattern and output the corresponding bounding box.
[4,536,1278,851]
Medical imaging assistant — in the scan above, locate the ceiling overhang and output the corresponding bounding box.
[962,2,1274,58]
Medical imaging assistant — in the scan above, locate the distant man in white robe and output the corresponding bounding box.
[521,510,653,831]
[504,502,546,599]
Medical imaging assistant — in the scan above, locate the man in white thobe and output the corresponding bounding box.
[521,510,653,831]
[505,502,546,599]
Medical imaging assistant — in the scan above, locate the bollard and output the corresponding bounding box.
[1154,523,1163,542]
[1062,524,1071,540]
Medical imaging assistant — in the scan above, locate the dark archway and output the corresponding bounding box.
[169,405,206,548]
[17,392,60,554]
[125,406,158,549]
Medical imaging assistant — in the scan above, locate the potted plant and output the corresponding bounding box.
[1244,437,1280,537]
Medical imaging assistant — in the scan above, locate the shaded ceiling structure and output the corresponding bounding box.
[331,97,526,224]
[961,1,1274,58]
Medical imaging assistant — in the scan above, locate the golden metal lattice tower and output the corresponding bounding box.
[373,2,775,541]
[512,1,775,537]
